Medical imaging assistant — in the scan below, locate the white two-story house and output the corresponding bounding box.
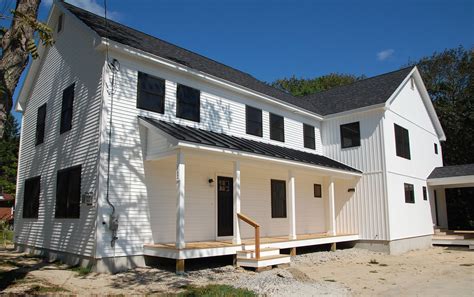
[14,1,448,273]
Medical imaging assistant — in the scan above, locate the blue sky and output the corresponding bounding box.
[4,0,473,121]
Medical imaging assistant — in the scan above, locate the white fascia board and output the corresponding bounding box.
[323,103,386,119]
[384,66,446,141]
[96,39,324,122]
[427,175,474,186]
[176,141,362,178]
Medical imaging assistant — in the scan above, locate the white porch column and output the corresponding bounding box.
[233,160,241,244]
[176,150,185,249]
[328,178,336,236]
[288,170,296,240]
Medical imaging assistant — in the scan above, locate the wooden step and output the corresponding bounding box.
[236,248,280,259]
[433,235,469,240]
[237,254,291,268]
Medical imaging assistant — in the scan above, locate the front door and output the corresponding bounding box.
[217,176,233,237]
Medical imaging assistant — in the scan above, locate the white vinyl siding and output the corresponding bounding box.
[14,8,104,257]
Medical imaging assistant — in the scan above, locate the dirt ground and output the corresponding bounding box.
[0,245,473,296]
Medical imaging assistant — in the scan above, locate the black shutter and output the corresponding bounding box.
[271,180,287,218]
[23,176,40,218]
[246,106,262,137]
[137,72,166,113]
[270,113,285,142]
[35,104,47,145]
[176,84,200,122]
[55,165,81,218]
[60,83,75,134]
[304,124,315,149]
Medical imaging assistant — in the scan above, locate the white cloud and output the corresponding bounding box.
[42,0,120,20]
[376,49,395,61]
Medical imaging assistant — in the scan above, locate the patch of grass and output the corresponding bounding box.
[70,265,92,276]
[369,259,379,265]
[178,284,256,297]
[26,284,69,294]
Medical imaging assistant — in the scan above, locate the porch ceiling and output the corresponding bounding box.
[139,116,361,175]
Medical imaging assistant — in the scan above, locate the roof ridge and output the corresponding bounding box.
[61,2,296,100]
[303,66,415,99]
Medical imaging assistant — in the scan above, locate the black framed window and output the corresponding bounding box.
[340,122,360,148]
[176,84,200,122]
[60,83,75,134]
[55,165,81,219]
[246,106,262,137]
[270,113,284,142]
[404,183,415,204]
[434,143,438,155]
[304,124,315,149]
[35,103,47,145]
[423,186,427,201]
[314,184,322,198]
[23,176,41,219]
[271,179,286,218]
[137,72,165,113]
[395,124,411,159]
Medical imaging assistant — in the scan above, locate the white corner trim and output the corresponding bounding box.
[96,38,324,121]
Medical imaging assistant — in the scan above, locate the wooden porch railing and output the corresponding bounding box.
[237,213,260,259]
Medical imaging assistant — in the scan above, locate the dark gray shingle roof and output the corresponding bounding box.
[139,116,361,174]
[302,67,414,115]
[63,2,413,116]
[428,164,474,179]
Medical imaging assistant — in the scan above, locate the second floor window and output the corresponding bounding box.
[395,124,411,159]
[55,165,82,219]
[340,122,360,148]
[23,176,41,219]
[423,186,427,201]
[35,103,47,145]
[304,124,315,149]
[246,106,262,137]
[434,143,438,155]
[270,113,284,142]
[60,83,75,134]
[176,84,200,122]
[137,72,165,113]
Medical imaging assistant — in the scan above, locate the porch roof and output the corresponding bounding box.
[427,164,474,186]
[139,116,361,174]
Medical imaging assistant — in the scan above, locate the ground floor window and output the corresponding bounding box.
[314,184,322,198]
[271,179,287,218]
[404,183,415,203]
[55,165,82,218]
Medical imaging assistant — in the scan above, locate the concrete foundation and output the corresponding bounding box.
[355,235,432,255]
[15,243,146,273]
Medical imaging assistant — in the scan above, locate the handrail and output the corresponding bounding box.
[237,213,261,259]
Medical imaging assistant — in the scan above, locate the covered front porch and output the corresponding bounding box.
[139,117,361,272]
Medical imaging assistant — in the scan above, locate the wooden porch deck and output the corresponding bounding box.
[144,233,359,259]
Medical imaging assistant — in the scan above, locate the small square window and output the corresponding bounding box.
[340,122,360,148]
[314,184,322,198]
[404,183,415,204]
[423,186,427,201]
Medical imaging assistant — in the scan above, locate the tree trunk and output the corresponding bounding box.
[0,0,41,137]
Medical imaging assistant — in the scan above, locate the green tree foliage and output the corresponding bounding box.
[407,46,473,165]
[0,112,19,194]
[271,73,365,97]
